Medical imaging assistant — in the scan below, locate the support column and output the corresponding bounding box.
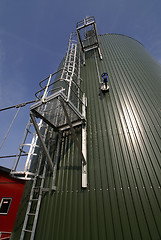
[82,94,87,188]
[59,98,86,166]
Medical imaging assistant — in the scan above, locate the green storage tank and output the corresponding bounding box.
[11,18,161,240]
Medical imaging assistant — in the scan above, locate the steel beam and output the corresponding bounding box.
[52,133,62,190]
[31,109,59,132]
[59,98,86,166]
[30,112,54,172]
[82,94,87,188]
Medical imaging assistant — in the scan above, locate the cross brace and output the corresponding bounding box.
[30,97,86,177]
[30,112,54,172]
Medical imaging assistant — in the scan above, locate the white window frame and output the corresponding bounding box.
[0,198,12,215]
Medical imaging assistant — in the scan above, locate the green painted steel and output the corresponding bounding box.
[11,34,161,240]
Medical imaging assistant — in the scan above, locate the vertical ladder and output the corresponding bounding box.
[60,34,78,103]
[66,42,77,101]
[20,127,49,240]
[20,158,47,240]
[11,118,41,179]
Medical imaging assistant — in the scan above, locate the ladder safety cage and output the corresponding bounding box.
[30,32,87,188]
[17,29,88,240]
[11,32,87,193]
[32,34,86,131]
[76,16,102,64]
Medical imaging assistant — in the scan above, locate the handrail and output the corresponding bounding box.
[39,76,49,89]
[69,85,85,106]
[76,16,95,29]
[35,78,84,106]
[35,69,83,101]
[39,68,65,89]
[35,85,64,100]
[39,67,82,89]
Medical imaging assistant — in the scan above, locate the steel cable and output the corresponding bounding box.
[0,107,20,150]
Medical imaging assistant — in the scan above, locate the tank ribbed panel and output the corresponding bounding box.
[11,34,161,240]
[80,34,161,240]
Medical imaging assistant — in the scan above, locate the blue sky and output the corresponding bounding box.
[0,0,161,169]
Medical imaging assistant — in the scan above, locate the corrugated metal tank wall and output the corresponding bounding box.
[80,34,161,240]
[11,34,161,240]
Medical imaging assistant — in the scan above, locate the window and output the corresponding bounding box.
[0,198,12,215]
